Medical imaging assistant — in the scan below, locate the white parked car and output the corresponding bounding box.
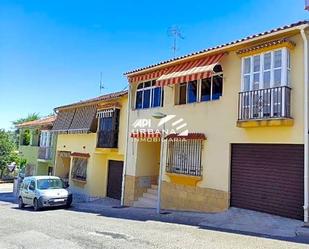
[18,176,72,211]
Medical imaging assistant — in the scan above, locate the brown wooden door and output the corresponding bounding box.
[231,144,304,220]
[107,160,124,200]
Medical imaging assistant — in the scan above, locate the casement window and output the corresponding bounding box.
[166,139,202,176]
[39,131,52,147]
[239,47,292,120]
[71,157,88,182]
[177,65,223,105]
[135,80,164,109]
[241,48,291,91]
[97,109,120,148]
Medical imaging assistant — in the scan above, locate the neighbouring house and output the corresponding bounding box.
[17,116,56,176]
[123,20,309,221]
[52,90,127,201]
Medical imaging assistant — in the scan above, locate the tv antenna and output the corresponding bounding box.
[168,26,184,58]
[99,72,105,93]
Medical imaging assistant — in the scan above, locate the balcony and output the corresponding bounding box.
[38,146,53,161]
[237,86,293,128]
[97,130,119,148]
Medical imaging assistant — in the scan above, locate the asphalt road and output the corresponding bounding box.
[0,183,308,249]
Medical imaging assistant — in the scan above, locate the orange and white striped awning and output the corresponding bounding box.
[130,131,161,139]
[128,53,225,86]
[156,53,225,87]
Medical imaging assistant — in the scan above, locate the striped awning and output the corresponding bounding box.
[128,53,225,86]
[71,152,90,158]
[97,108,115,118]
[165,133,206,140]
[130,131,161,139]
[68,105,97,133]
[156,53,225,87]
[51,109,76,133]
[52,105,97,134]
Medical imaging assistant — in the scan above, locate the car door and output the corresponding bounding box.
[21,180,30,205]
[27,180,36,205]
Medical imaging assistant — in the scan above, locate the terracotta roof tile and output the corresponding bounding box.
[55,90,128,111]
[17,116,56,128]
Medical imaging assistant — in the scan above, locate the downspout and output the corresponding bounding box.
[301,26,309,223]
[121,84,131,206]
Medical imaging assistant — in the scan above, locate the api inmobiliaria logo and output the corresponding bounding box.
[131,115,188,142]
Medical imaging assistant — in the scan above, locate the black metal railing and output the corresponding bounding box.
[38,146,52,160]
[238,86,291,121]
[97,130,119,148]
[166,139,202,176]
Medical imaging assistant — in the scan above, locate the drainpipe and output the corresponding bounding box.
[121,84,131,206]
[301,26,309,223]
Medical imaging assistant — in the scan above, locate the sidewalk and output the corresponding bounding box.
[71,198,308,240]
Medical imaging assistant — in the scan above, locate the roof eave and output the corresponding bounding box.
[54,92,128,112]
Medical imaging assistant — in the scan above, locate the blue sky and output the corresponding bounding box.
[0,0,307,130]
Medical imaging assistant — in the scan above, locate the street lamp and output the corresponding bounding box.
[152,112,167,214]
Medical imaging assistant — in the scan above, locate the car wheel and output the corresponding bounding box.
[33,198,41,211]
[18,197,24,209]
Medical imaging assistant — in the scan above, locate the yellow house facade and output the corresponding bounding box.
[52,91,128,201]
[123,21,309,221]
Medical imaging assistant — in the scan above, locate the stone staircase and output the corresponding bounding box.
[133,185,158,208]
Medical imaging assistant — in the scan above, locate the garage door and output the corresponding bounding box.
[107,160,124,200]
[231,144,304,220]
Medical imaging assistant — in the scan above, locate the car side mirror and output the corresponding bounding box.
[62,180,69,189]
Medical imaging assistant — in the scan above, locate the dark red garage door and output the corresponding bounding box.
[107,160,124,200]
[231,144,304,220]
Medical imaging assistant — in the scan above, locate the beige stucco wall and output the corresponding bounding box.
[125,33,305,196]
[135,141,160,177]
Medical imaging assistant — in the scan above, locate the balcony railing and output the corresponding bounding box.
[238,86,291,121]
[97,130,119,148]
[38,146,53,160]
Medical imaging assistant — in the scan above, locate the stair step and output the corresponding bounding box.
[133,197,156,208]
[143,192,158,200]
[151,185,158,190]
[147,188,158,195]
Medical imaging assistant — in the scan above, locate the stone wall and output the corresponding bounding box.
[161,181,229,212]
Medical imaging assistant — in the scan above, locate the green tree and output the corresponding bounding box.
[12,113,40,126]
[12,113,40,146]
[0,129,19,178]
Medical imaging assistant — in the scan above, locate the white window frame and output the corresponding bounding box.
[241,47,290,92]
[40,131,52,148]
[135,80,163,109]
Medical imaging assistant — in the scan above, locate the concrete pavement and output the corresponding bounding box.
[1,183,309,249]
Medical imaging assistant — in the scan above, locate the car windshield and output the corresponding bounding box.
[37,179,64,190]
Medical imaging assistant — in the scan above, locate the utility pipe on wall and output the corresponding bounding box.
[120,84,131,206]
[301,25,309,223]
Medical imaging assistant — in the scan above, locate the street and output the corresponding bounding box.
[0,184,308,249]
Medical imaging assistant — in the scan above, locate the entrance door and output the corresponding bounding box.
[107,160,124,200]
